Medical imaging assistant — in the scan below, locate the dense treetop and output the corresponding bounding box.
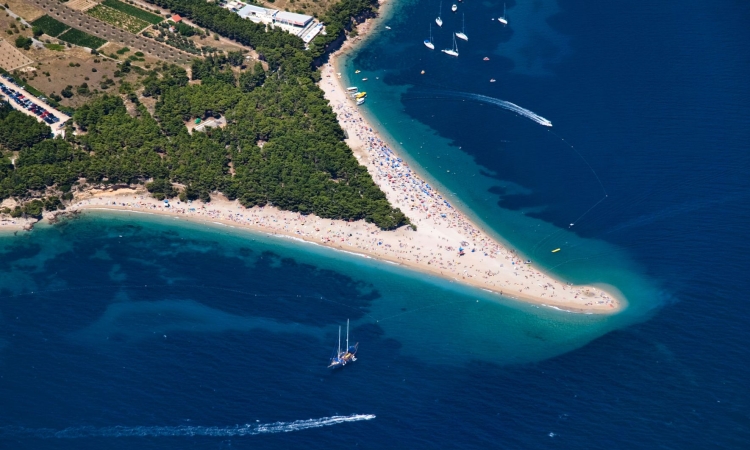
[1,63,407,228]
[0,0,407,228]
[0,102,51,151]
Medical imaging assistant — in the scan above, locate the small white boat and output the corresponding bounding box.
[490,79,496,82]
[455,13,468,41]
[346,86,358,92]
[442,34,459,57]
[362,78,368,81]
[424,23,435,50]
[436,1,443,27]
[451,4,457,12]
[356,98,365,105]
[498,3,508,26]
[385,25,391,30]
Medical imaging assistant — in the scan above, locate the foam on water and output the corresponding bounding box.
[0,414,376,438]
[418,90,554,126]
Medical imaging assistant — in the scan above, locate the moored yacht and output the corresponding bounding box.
[442,34,459,57]
[455,13,468,41]
[424,23,435,49]
[498,3,508,26]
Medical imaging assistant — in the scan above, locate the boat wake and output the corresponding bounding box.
[0,414,376,439]
[417,90,553,126]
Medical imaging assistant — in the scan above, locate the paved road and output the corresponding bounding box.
[28,0,192,64]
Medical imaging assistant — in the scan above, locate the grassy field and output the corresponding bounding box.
[87,5,150,33]
[31,15,70,37]
[44,43,66,51]
[58,28,107,49]
[102,0,164,25]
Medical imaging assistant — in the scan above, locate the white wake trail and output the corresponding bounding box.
[422,90,553,127]
[0,414,376,439]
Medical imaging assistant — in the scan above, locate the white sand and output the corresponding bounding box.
[5,1,623,313]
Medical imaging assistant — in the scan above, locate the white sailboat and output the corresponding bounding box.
[436,1,443,27]
[328,319,359,369]
[424,23,435,50]
[498,3,508,26]
[455,13,468,41]
[442,34,459,57]
[451,4,457,12]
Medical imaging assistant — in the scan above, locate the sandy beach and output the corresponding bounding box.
[2,1,623,314]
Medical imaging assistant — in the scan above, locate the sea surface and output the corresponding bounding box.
[2,0,749,448]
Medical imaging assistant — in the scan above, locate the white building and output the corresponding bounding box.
[274,11,313,29]
[224,3,323,46]
[236,4,277,23]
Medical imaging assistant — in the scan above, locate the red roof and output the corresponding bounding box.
[171,14,182,22]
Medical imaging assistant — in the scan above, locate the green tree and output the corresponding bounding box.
[238,62,265,92]
[0,103,50,150]
[14,35,32,50]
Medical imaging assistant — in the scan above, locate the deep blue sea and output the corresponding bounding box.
[2,0,750,448]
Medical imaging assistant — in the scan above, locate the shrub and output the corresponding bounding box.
[14,36,32,50]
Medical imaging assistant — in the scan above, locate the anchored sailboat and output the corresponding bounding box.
[436,1,443,27]
[498,3,508,26]
[451,3,457,12]
[328,319,359,369]
[424,23,435,49]
[442,34,459,57]
[455,13,468,41]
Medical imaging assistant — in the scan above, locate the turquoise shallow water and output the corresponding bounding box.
[338,2,666,327]
[1,211,629,366]
[2,0,750,447]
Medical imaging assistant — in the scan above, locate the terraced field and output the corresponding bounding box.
[27,0,191,64]
[87,5,150,33]
[58,28,107,49]
[31,15,70,37]
[102,0,164,24]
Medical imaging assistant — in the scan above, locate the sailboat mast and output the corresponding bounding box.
[346,319,350,351]
[338,326,341,355]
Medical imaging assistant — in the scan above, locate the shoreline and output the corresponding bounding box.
[57,190,621,314]
[317,1,622,313]
[1,1,623,314]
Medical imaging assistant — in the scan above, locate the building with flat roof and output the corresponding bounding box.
[223,3,322,47]
[274,11,313,28]
[236,4,277,23]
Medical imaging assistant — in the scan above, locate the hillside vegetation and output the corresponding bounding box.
[0,0,407,228]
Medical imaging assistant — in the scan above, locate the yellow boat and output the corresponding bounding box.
[355,92,367,99]
[551,248,561,253]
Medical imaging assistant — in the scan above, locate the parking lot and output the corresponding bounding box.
[0,75,69,135]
